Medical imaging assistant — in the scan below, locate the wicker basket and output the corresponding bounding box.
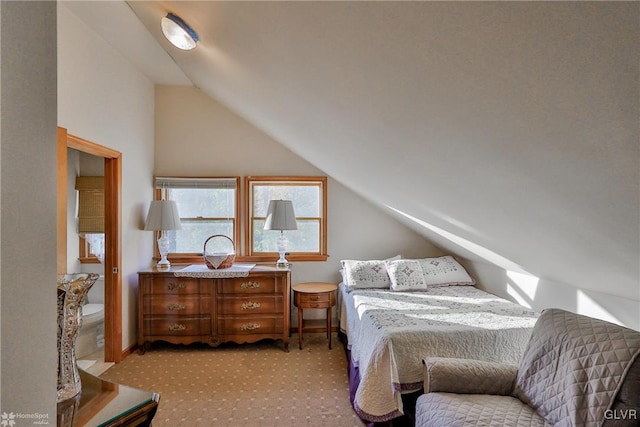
[203,235,236,270]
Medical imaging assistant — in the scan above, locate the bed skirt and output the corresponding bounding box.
[339,331,420,427]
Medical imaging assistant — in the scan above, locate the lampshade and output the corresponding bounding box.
[144,200,182,231]
[264,200,298,231]
[161,13,199,50]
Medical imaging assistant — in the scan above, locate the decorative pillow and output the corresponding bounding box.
[340,255,401,291]
[386,259,427,292]
[418,256,476,287]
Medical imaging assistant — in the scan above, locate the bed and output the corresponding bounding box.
[338,256,539,424]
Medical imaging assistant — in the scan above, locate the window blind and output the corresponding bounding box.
[154,177,237,189]
[76,176,104,233]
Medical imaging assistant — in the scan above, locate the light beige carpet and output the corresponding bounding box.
[101,333,365,427]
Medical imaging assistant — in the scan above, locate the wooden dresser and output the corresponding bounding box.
[138,265,291,352]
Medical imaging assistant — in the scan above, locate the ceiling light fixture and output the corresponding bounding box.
[161,12,199,50]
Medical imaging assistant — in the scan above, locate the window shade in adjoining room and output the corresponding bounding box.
[76,176,104,233]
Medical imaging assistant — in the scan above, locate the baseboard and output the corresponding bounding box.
[121,342,137,360]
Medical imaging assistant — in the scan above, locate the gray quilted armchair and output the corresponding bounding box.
[415,308,640,427]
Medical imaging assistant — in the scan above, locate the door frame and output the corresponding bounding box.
[57,126,123,363]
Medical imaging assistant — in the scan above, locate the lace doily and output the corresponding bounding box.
[174,263,256,278]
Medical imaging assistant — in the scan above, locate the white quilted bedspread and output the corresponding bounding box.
[340,285,538,422]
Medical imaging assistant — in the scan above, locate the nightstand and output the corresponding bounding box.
[292,282,337,350]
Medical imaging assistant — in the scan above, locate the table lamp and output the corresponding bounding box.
[264,200,297,268]
[144,200,181,270]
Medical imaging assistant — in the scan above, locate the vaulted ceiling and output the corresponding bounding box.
[64,1,639,300]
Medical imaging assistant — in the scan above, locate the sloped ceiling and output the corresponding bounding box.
[72,1,639,299]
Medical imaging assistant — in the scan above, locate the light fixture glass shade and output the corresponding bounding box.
[264,200,297,268]
[161,13,199,50]
[145,200,182,270]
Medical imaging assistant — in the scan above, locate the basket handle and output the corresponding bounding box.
[203,234,235,254]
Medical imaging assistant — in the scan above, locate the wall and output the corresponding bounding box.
[155,85,441,321]
[152,2,638,330]
[57,3,155,351]
[468,260,640,331]
[67,149,80,273]
[1,1,58,421]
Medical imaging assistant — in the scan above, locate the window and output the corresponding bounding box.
[155,177,240,263]
[246,176,328,261]
[79,235,103,264]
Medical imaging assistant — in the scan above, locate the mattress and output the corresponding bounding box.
[339,284,538,422]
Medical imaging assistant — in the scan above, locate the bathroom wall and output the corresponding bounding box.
[67,149,105,304]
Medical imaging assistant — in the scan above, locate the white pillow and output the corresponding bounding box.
[339,268,348,286]
[386,259,427,292]
[418,256,476,287]
[340,255,401,291]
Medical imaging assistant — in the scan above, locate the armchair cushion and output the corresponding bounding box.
[423,357,518,396]
[416,393,550,427]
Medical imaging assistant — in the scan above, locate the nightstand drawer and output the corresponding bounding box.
[298,293,331,304]
[217,295,283,315]
[298,300,332,309]
[144,295,210,315]
[143,316,211,336]
[219,277,282,294]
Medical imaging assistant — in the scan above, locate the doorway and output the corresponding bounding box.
[57,127,123,363]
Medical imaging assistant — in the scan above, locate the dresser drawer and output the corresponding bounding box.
[142,276,205,295]
[143,316,211,336]
[144,295,210,315]
[217,295,283,315]
[218,276,282,294]
[217,316,284,335]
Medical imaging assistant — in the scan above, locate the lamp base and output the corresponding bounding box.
[275,233,290,269]
[275,259,289,269]
[156,260,171,271]
[157,235,171,271]
[276,252,289,268]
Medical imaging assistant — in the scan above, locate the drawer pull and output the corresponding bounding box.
[241,301,261,310]
[240,281,261,290]
[310,295,319,301]
[168,323,186,332]
[240,322,261,331]
[168,303,186,311]
[167,282,186,291]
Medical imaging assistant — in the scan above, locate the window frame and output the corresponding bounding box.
[154,176,241,265]
[244,176,328,262]
[79,236,101,264]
